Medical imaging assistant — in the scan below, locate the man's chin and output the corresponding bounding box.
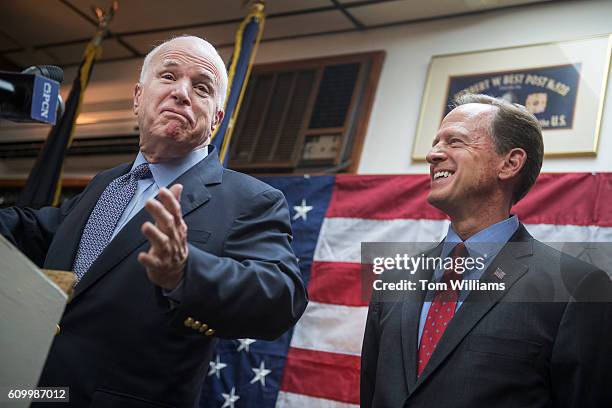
[163,129,189,141]
[427,192,449,211]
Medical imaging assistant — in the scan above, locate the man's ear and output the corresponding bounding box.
[498,148,527,181]
[212,110,224,131]
[133,83,142,116]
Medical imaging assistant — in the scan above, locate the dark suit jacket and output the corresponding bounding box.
[0,148,308,407]
[361,225,612,408]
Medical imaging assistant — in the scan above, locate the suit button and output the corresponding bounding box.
[193,321,202,329]
[55,324,61,335]
[198,324,208,333]
[184,317,194,328]
[205,328,215,336]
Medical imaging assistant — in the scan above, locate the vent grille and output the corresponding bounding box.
[273,70,315,162]
[309,63,360,129]
[254,72,294,161]
[232,75,274,162]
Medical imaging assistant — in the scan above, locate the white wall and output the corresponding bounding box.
[2,0,611,178]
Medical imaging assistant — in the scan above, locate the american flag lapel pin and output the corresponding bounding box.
[493,267,506,280]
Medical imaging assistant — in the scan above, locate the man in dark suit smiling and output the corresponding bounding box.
[360,94,612,408]
[0,35,307,407]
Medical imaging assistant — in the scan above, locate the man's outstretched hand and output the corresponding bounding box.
[139,184,188,290]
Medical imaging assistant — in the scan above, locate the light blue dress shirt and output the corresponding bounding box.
[111,146,209,238]
[417,215,519,343]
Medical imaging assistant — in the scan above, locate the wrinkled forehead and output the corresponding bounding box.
[149,39,223,85]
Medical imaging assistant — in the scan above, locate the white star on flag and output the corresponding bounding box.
[293,199,313,221]
[208,355,227,379]
[250,360,272,387]
[221,387,240,408]
[237,338,256,352]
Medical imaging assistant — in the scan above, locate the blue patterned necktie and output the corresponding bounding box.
[73,163,152,280]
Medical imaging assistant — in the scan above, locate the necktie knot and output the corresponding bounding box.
[450,242,467,259]
[131,163,152,181]
[442,242,468,283]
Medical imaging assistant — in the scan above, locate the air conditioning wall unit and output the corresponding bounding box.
[0,98,139,140]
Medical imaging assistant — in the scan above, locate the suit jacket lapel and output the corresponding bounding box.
[410,225,534,392]
[44,163,131,272]
[71,148,223,301]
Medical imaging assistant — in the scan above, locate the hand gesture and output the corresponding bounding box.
[138,184,188,290]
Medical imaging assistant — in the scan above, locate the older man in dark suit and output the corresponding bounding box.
[0,35,307,407]
[360,94,612,408]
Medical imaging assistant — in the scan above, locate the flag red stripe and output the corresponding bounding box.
[308,262,368,307]
[328,173,612,227]
[512,173,612,226]
[280,347,360,404]
[328,174,445,220]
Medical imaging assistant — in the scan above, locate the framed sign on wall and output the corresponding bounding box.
[412,34,612,160]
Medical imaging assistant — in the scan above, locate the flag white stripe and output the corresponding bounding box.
[315,218,449,263]
[289,301,368,356]
[314,218,612,263]
[525,223,612,242]
[276,391,359,408]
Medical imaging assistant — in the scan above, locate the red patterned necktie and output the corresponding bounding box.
[417,242,467,376]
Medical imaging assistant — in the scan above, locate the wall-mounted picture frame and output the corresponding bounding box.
[412,34,612,160]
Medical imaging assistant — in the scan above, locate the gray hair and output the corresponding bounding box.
[453,93,544,204]
[139,35,228,109]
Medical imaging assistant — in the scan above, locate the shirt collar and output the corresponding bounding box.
[132,145,209,188]
[441,215,519,259]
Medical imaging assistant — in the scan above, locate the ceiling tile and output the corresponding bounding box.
[350,0,551,26]
[67,0,247,34]
[122,23,240,55]
[42,38,133,66]
[3,49,60,69]
[263,10,354,40]
[265,0,332,14]
[0,0,97,47]
[68,0,335,35]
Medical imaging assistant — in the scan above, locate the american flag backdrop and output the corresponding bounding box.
[200,172,612,407]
